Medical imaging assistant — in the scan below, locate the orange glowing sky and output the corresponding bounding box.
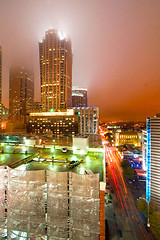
[0,0,160,121]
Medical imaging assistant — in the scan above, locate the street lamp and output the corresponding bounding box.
[51,147,55,160]
[146,198,150,228]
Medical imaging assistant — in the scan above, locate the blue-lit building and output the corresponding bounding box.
[146,116,160,205]
[142,130,147,170]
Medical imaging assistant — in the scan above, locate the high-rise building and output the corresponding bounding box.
[1,104,9,120]
[142,130,147,170]
[72,86,88,107]
[39,29,72,112]
[146,116,160,205]
[9,67,34,123]
[0,47,2,129]
[74,107,99,135]
[32,102,42,112]
[27,107,99,136]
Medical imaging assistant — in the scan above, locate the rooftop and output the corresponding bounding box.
[0,137,104,182]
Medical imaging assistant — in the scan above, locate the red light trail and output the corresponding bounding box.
[105,145,150,240]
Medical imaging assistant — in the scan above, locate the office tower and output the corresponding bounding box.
[146,116,160,205]
[74,107,99,134]
[28,109,78,136]
[0,47,2,129]
[142,130,147,170]
[28,107,99,136]
[9,67,34,123]
[32,102,41,112]
[72,86,88,107]
[39,29,72,112]
[1,104,9,120]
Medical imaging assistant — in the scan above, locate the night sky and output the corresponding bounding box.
[0,0,160,121]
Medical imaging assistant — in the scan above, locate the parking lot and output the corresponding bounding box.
[0,144,104,181]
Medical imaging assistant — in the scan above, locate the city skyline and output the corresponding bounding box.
[0,0,160,121]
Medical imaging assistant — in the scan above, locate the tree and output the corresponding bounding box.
[108,194,112,200]
[121,160,130,168]
[149,201,160,240]
[123,167,134,179]
[137,198,148,217]
[137,199,160,240]
[121,160,134,179]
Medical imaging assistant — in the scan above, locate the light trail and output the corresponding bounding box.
[106,146,150,240]
[111,148,128,194]
[106,148,127,218]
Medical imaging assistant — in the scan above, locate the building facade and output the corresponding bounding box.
[115,131,142,147]
[27,107,99,136]
[39,29,72,112]
[72,87,88,107]
[2,104,9,121]
[27,109,78,136]
[32,102,42,112]
[142,130,147,170]
[146,117,160,205]
[74,107,99,135]
[0,47,2,129]
[0,167,101,239]
[9,67,34,123]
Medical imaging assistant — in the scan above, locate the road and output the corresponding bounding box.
[105,146,153,240]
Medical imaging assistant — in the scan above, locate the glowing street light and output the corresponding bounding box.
[51,147,54,153]
[86,156,90,161]
[80,150,85,155]
[51,147,55,159]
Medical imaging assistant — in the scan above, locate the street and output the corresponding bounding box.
[105,146,153,240]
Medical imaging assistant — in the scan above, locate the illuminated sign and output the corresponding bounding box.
[30,109,74,117]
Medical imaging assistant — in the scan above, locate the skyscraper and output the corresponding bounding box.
[39,29,72,112]
[9,67,34,123]
[146,116,160,205]
[0,47,2,129]
[72,86,88,107]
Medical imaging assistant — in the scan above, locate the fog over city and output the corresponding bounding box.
[0,0,160,121]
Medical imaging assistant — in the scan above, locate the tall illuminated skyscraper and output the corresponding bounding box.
[146,116,160,205]
[0,47,2,129]
[39,29,72,112]
[9,67,34,123]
